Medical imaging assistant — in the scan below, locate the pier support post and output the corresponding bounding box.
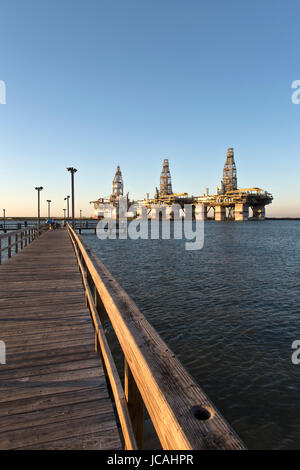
[252,205,265,220]
[124,359,144,449]
[234,203,249,221]
[214,205,226,221]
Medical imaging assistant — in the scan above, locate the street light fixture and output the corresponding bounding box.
[64,195,70,219]
[46,200,52,219]
[35,186,43,233]
[67,168,77,227]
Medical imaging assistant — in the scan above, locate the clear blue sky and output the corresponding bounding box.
[0,0,299,217]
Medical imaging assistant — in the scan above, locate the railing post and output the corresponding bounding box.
[0,239,1,265]
[124,359,144,450]
[21,232,23,249]
[8,235,11,259]
[94,289,106,325]
[15,234,18,254]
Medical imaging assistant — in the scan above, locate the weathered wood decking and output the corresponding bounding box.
[0,229,121,449]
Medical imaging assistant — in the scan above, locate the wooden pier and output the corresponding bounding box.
[0,229,121,449]
[0,226,246,450]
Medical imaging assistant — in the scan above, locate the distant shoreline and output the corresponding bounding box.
[265,217,300,220]
[0,217,299,221]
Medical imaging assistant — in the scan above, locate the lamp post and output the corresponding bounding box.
[64,195,70,220]
[35,187,43,233]
[67,168,77,228]
[3,209,5,231]
[46,200,52,219]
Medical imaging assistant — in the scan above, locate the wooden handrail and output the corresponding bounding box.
[0,225,47,264]
[0,227,35,240]
[67,223,246,450]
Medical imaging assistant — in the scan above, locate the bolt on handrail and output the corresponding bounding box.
[66,223,246,451]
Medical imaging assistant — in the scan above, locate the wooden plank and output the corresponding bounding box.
[1,328,94,345]
[0,414,119,450]
[0,399,113,433]
[1,347,97,372]
[0,366,107,403]
[0,358,102,380]
[19,432,122,450]
[0,389,106,417]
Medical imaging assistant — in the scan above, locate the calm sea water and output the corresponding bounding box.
[83,220,300,450]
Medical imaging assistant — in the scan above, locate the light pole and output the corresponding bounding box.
[64,195,70,220]
[67,168,77,227]
[80,209,82,228]
[46,200,52,219]
[35,186,43,233]
[3,209,5,231]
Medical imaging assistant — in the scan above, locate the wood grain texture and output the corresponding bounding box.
[0,229,121,450]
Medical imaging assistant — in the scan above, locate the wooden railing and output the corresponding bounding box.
[0,222,38,232]
[67,223,246,450]
[0,225,46,264]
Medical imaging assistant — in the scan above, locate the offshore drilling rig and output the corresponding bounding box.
[90,149,273,221]
[196,148,273,221]
[191,148,273,220]
[136,149,273,220]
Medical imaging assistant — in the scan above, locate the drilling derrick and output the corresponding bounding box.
[112,165,123,197]
[222,148,237,193]
[91,165,129,219]
[159,159,173,196]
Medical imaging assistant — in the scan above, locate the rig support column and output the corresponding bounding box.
[151,205,167,220]
[252,205,265,220]
[234,203,249,221]
[214,205,226,221]
[194,204,205,221]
